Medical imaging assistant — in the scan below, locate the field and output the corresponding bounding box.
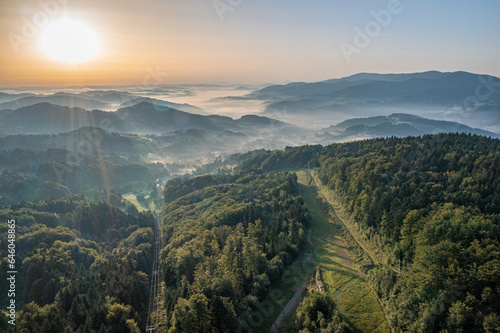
[123,193,157,212]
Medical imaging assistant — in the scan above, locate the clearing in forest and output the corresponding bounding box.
[260,170,390,333]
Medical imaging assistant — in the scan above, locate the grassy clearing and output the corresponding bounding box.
[256,170,389,332]
[296,170,389,333]
[123,193,156,212]
[309,170,386,268]
[337,278,388,333]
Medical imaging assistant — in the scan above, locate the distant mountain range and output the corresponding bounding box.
[0,92,38,103]
[0,101,303,137]
[0,99,497,163]
[253,71,500,106]
[118,97,205,114]
[3,71,499,132]
[1,72,499,163]
[233,71,500,131]
[0,92,114,110]
[319,113,499,142]
[0,90,204,114]
[0,125,304,163]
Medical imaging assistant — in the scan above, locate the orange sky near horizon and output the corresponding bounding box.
[1,0,333,87]
[1,1,196,86]
[1,0,499,87]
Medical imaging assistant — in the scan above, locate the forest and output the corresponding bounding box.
[1,133,499,332]
[196,133,500,332]
[0,148,168,192]
[316,134,500,332]
[160,170,311,332]
[0,197,156,332]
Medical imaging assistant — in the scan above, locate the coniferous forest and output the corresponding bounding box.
[161,171,310,332]
[317,134,500,332]
[1,133,499,332]
[0,198,156,332]
[165,133,499,332]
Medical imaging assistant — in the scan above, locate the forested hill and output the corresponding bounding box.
[0,198,156,332]
[160,171,311,332]
[316,134,500,332]
[4,133,497,332]
[221,133,499,332]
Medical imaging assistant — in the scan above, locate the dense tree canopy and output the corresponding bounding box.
[317,134,500,332]
[2,133,499,332]
[0,198,156,332]
[160,170,310,332]
[208,133,500,332]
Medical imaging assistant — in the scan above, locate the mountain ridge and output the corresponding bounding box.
[0,101,300,138]
[320,113,499,141]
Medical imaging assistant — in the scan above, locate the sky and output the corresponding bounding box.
[1,0,499,87]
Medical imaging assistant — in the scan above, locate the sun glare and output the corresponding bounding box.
[40,18,99,64]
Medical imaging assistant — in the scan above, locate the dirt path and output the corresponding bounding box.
[330,235,359,316]
[307,229,313,246]
[305,170,392,333]
[270,171,358,333]
[271,281,308,333]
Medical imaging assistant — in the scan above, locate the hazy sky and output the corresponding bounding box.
[1,0,499,87]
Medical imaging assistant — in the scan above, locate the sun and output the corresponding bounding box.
[40,18,99,64]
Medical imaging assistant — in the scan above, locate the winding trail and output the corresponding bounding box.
[334,278,356,315]
[271,281,308,333]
